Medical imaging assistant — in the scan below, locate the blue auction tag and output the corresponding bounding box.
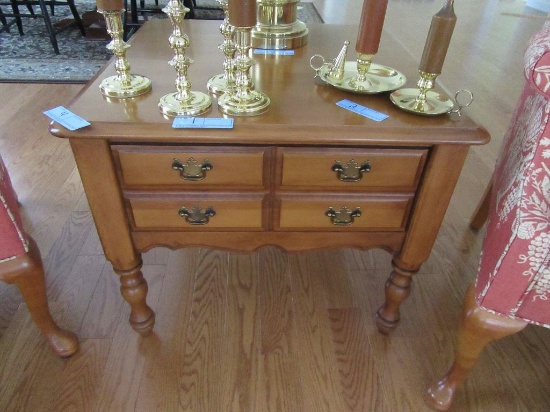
[336,99,389,122]
[43,106,91,131]
[172,117,234,129]
[253,49,295,56]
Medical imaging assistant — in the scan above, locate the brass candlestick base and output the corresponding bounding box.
[252,0,308,50]
[218,28,270,116]
[159,0,212,117]
[98,9,152,98]
[159,92,212,117]
[390,71,453,115]
[310,42,406,94]
[207,0,237,95]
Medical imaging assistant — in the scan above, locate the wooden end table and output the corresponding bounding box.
[50,19,489,336]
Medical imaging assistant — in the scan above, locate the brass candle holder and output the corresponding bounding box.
[391,0,458,115]
[218,26,270,116]
[206,0,237,95]
[97,9,152,98]
[390,71,454,115]
[310,41,406,94]
[158,0,212,117]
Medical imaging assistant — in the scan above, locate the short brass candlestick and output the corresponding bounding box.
[390,71,454,115]
[310,41,406,94]
[98,9,152,98]
[158,0,212,117]
[206,0,237,95]
[218,26,270,116]
[348,53,375,89]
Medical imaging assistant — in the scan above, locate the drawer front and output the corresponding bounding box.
[276,194,413,231]
[113,146,268,189]
[277,148,427,191]
[128,193,266,230]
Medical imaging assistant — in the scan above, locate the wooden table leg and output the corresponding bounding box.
[375,258,415,334]
[113,259,155,335]
[469,176,493,230]
[375,145,470,334]
[71,139,155,335]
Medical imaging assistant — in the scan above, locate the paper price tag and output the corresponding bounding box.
[172,117,234,129]
[253,49,295,56]
[336,99,389,122]
[43,106,91,131]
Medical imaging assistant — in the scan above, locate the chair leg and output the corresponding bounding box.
[0,7,10,32]
[183,0,195,18]
[9,0,24,35]
[425,284,527,411]
[470,176,493,231]
[0,237,78,357]
[67,0,85,36]
[37,0,59,53]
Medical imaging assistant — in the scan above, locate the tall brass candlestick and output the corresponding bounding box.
[207,0,237,95]
[218,0,270,116]
[390,0,456,115]
[158,0,212,117]
[96,0,152,98]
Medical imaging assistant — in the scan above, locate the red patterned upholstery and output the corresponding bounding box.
[0,155,28,262]
[426,24,550,411]
[476,23,550,329]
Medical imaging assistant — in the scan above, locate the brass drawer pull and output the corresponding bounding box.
[332,160,371,182]
[172,157,213,181]
[178,206,216,225]
[325,206,361,226]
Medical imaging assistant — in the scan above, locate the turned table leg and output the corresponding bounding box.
[425,285,527,411]
[113,259,155,336]
[376,259,415,334]
[375,145,470,334]
[70,139,156,335]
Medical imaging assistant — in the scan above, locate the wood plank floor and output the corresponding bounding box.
[1,1,549,410]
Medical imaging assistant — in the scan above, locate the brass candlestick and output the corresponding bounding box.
[218,26,270,116]
[310,41,406,94]
[390,71,454,115]
[390,0,457,115]
[158,0,212,117]
[97,9,152,98]
[206,0,237,95]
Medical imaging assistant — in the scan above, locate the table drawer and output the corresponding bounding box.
[277,148,427,191]
[128,193,267,230]
[276,193,413,231]
[113,146,269,189]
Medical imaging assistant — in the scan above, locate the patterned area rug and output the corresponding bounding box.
[0,1,323,83]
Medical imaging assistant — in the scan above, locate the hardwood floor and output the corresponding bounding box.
[1,1,549,410]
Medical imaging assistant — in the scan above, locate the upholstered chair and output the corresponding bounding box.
[425,23,550,411]
[0,155,78,357]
